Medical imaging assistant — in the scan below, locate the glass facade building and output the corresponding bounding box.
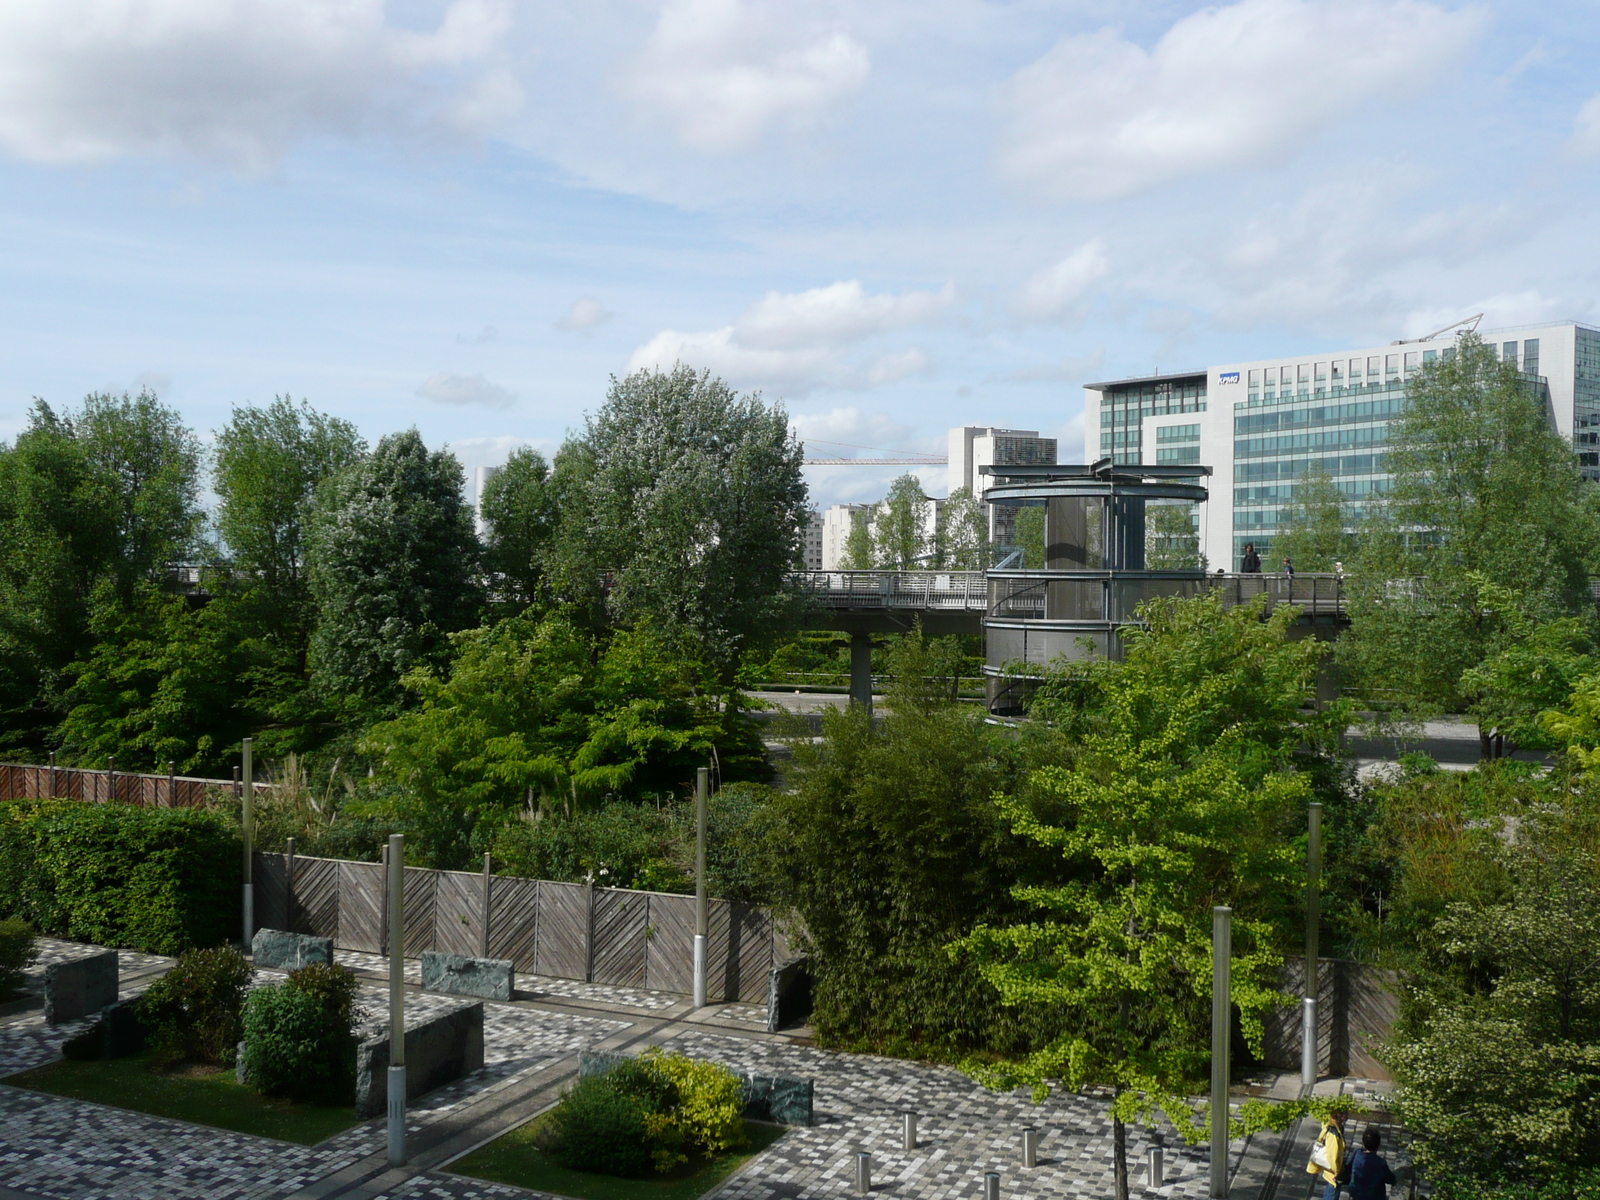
[1086,322,1600,570]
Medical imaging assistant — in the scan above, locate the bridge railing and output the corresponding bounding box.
[795,570,988,610]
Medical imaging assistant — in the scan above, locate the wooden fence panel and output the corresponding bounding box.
[591,888,648,988]
[401,867,436,958]
[338,861,385,952]
[255,853,289,934]
[536,882,589,981]
[435,871,482,958]
[704,899,732,1003]
[645,893,696,994]
[730,903,773,1002]
[293,857,339,939]
[0,762,250,807]
[488,877,538,973]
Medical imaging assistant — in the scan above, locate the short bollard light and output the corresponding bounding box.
[1148,1144,1165,1188]
[1022,1126,1039,1168]
[856,1151,871,1194]
[984,1170,1001,1200]
[902,1111,918,1151]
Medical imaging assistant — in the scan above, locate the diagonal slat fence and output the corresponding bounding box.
[252,851,785,1003]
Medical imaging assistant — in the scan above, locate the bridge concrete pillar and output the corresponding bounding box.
[849,633,873,717]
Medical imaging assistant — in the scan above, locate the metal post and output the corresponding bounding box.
[1301,997,1319,1091]
[167,760,176,807]
[1148,1144,1165,1188]
[855,1151,871,1194]
[1306,803,1322,1004]
[1022,1126,1038,1168]
[285,837,296,933]
[693,766,709,1008]
[902,1111,917,1151]
[849,633,873,717]
[106,756,115,804]
[984,1171,1001,1200]
[241,739,254,948]
[1210,906,1232,1198]
[481,852,492,959]
[387,833,406,1167]
[49,751,56,798]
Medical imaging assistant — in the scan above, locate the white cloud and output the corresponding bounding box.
[1011,240,1108,321]
[1401,292,1569,339]
[1571,93,1600,157]
[628,279,950,394]
[1000,0,1482,201]
[556,298,614,332]
[417,372,516,409]
[626,0,870,152]
[789,405,917,451]
[0,0,518,168]
[734,279,952,348]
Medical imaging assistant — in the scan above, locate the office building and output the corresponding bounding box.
[802,508,823,571]
[1084,320,1600,569]
[947,426,1058,544]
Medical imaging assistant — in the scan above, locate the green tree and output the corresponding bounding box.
[1339,335,1597,748]
[213,398,366,607]
[480,447,561,610]
[306,430,481,718]
[0,393,201,757]
[556,366,808,679]
[1012,505,1045,568]
[840,508,873,569]
[954,593,1340,1200]
[1144,501,1203,569]
[1390,818,1600,1192]
[1272,469,1350,572]
[357,612,765,867]
[871,474,930,569]
[936,486,987,569]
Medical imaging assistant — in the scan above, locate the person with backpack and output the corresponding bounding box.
[1241,543,1262,573]
[1307,1111,1346,1200]
[1339,1127,1398,1200]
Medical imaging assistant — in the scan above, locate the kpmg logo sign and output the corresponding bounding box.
[1218,371,1241,384]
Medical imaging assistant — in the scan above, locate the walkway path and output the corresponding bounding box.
[0,939,1418,1200]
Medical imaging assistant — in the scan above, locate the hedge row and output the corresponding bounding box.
[0,799,239,954]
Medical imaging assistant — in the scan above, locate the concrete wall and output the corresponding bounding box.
[355,1000,484,1119]
[44,950,117,1025]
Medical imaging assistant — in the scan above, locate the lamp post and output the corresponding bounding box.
[693,766,709,1008]
[241,737,254,948]
[387,833,406,1166]
[1210,906,1232,1199]
[1304,802,1322,1090]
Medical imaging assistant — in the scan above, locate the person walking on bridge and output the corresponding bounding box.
[1241,542,1262,573]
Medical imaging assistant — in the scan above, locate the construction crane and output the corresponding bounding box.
[800,437,947,466]
[1393,314,1482,345]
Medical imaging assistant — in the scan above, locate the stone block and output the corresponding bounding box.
[44,950,117,1025]
[251,928,333,971]
[421,951,514,1001]
[354,1000,484,1119]
[743,1073,814,1126]
[767,956,812,1032]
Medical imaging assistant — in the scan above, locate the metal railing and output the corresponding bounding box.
[795,570,988,610]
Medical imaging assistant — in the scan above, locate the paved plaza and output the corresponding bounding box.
[0,938,1415,1200]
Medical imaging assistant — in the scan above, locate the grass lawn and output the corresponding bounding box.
[449,1117,788,1200]
[5,1051,362,1145]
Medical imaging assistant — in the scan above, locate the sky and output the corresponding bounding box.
[1,0,1598,511]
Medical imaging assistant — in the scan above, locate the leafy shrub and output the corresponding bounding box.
[241,962,360,1102]
[541,1051,748,1176]
[137,944,252,1066]
[542,1075,654,1177]
[0,799,238,954]
[0,916,37,999]
[636,1048,748,1170]
[493,803,685,890]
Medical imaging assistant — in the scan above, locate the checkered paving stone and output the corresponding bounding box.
[375,1175,549,1200]
[715,1003,770,1025]
[331,948,684,1012]
[28,936,173,978]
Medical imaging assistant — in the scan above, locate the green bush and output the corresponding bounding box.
[541,1051,748,1177]
[0,917,37,999]
[493,803,686,891]
[543,1075,654,1177]
[137,944,252,1066]
[0,799,239,954]
[241,962,359,1103]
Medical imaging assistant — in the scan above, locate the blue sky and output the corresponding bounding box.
[1,0,1598,510]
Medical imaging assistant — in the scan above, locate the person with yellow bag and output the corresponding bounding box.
[1307,1111,1346,1200]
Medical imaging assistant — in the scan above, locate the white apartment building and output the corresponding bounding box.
[947,426,1058,544]
[1084,320,1600,570]
[820,503,872,570]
